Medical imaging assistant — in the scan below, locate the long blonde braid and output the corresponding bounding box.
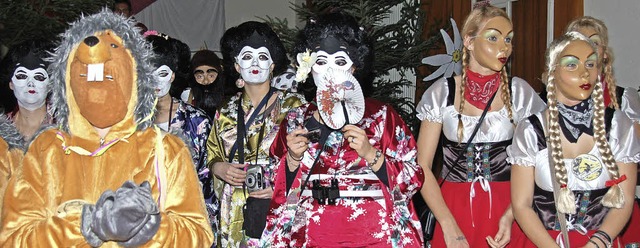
[457,47,470,142]
[546,73,576,214]
[592,79,624,208]
[543,31,598,214]
[500,67,514,125]
[602,55,619,109]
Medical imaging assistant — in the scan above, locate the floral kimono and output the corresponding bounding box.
[207,89,305,247]
[261,99,424,247]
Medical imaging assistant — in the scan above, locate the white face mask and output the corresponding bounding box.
[11,66,48,110]
[311,50,353,84]
[236,46,273,84]
[153,65,173,97]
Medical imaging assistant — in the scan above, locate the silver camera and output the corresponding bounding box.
[245,165,265,193]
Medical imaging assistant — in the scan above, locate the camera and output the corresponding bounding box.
[298,129,321,143]
[245,165,265,193]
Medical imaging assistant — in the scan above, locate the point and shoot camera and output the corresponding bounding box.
[245,164,265,193]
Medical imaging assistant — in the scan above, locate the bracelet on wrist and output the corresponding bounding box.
[595,230,612,244]
[288,150,303,162]
[588,239,601,248]
[367,149,382,166]
[591,234,607,248]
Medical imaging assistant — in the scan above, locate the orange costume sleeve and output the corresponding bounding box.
[0,129,214,247]
[0,139,23,226]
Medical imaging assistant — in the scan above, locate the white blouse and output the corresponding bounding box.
[506,110,640,191]
[416,76,546,143]
[620,87,640,123]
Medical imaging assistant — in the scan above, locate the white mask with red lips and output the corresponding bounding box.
[11,66,49,111]
[153,65,173,97]
[236,46,273,84]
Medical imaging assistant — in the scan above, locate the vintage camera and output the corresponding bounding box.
[245,164,265,193]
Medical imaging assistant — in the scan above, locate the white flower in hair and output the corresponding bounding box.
[294,49,317,82]
[422,18,462,81]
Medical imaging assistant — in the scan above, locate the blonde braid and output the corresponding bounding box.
[592,81,625,208]
[602,55,619,109]
[546,75,576,214]
[457,47,470,143]
[500,68,514,125]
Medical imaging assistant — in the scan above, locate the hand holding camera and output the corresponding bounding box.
[286,127,311,169]
[212,161,246,186]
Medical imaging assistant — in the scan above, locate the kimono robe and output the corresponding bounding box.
[207,89,306,247]
[261,99,424,247]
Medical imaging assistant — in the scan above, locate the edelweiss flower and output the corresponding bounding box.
[422,18,462,81]
[294,49,317,82]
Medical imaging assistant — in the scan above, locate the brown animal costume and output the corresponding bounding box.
[0,10,213,247]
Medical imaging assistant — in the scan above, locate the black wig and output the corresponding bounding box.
[146,34,192,103]
[0,39,54,113]
[220,21,289,94]
[293,12,374,100]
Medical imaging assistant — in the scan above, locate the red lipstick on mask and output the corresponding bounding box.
[499,57,507,64]
[252,70,259,74]
[580,84,592,90]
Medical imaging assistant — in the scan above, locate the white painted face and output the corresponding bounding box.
[11,66,48,110]
[153,65,173,97]
[311,51,353,84]
[236,46,273,84]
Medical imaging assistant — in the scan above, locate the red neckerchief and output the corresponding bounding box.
[601,73,612,107]
[464,68,501,110]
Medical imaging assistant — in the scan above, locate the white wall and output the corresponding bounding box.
[224,0,299,29]
[585,0,640,90]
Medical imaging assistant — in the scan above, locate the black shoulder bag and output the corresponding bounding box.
[227,88,275,239]
[422,89,498,241]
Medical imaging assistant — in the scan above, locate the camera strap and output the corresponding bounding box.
[437,87,497,187]
[298,139,329,200]
[228,87,275,165]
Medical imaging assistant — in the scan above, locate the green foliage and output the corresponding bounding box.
[0,0,113,48]
[263,0,441,133]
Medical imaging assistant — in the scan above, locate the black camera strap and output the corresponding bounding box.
[438,89,497,187]
[226,88,275,197]
[298,140,329,199]
[228,87,275,165]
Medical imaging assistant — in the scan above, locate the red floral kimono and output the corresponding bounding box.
[261,99,424,247]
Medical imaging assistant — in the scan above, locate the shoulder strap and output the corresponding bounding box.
[438,90,498,187]
[527,114,547,151]
[446,77,456,106]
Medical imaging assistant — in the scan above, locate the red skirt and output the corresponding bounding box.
[511,229,626,247]
[619,200,640,245]
[431,181,515,247]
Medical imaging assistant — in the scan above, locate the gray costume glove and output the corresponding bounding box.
[81,181,161,247]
